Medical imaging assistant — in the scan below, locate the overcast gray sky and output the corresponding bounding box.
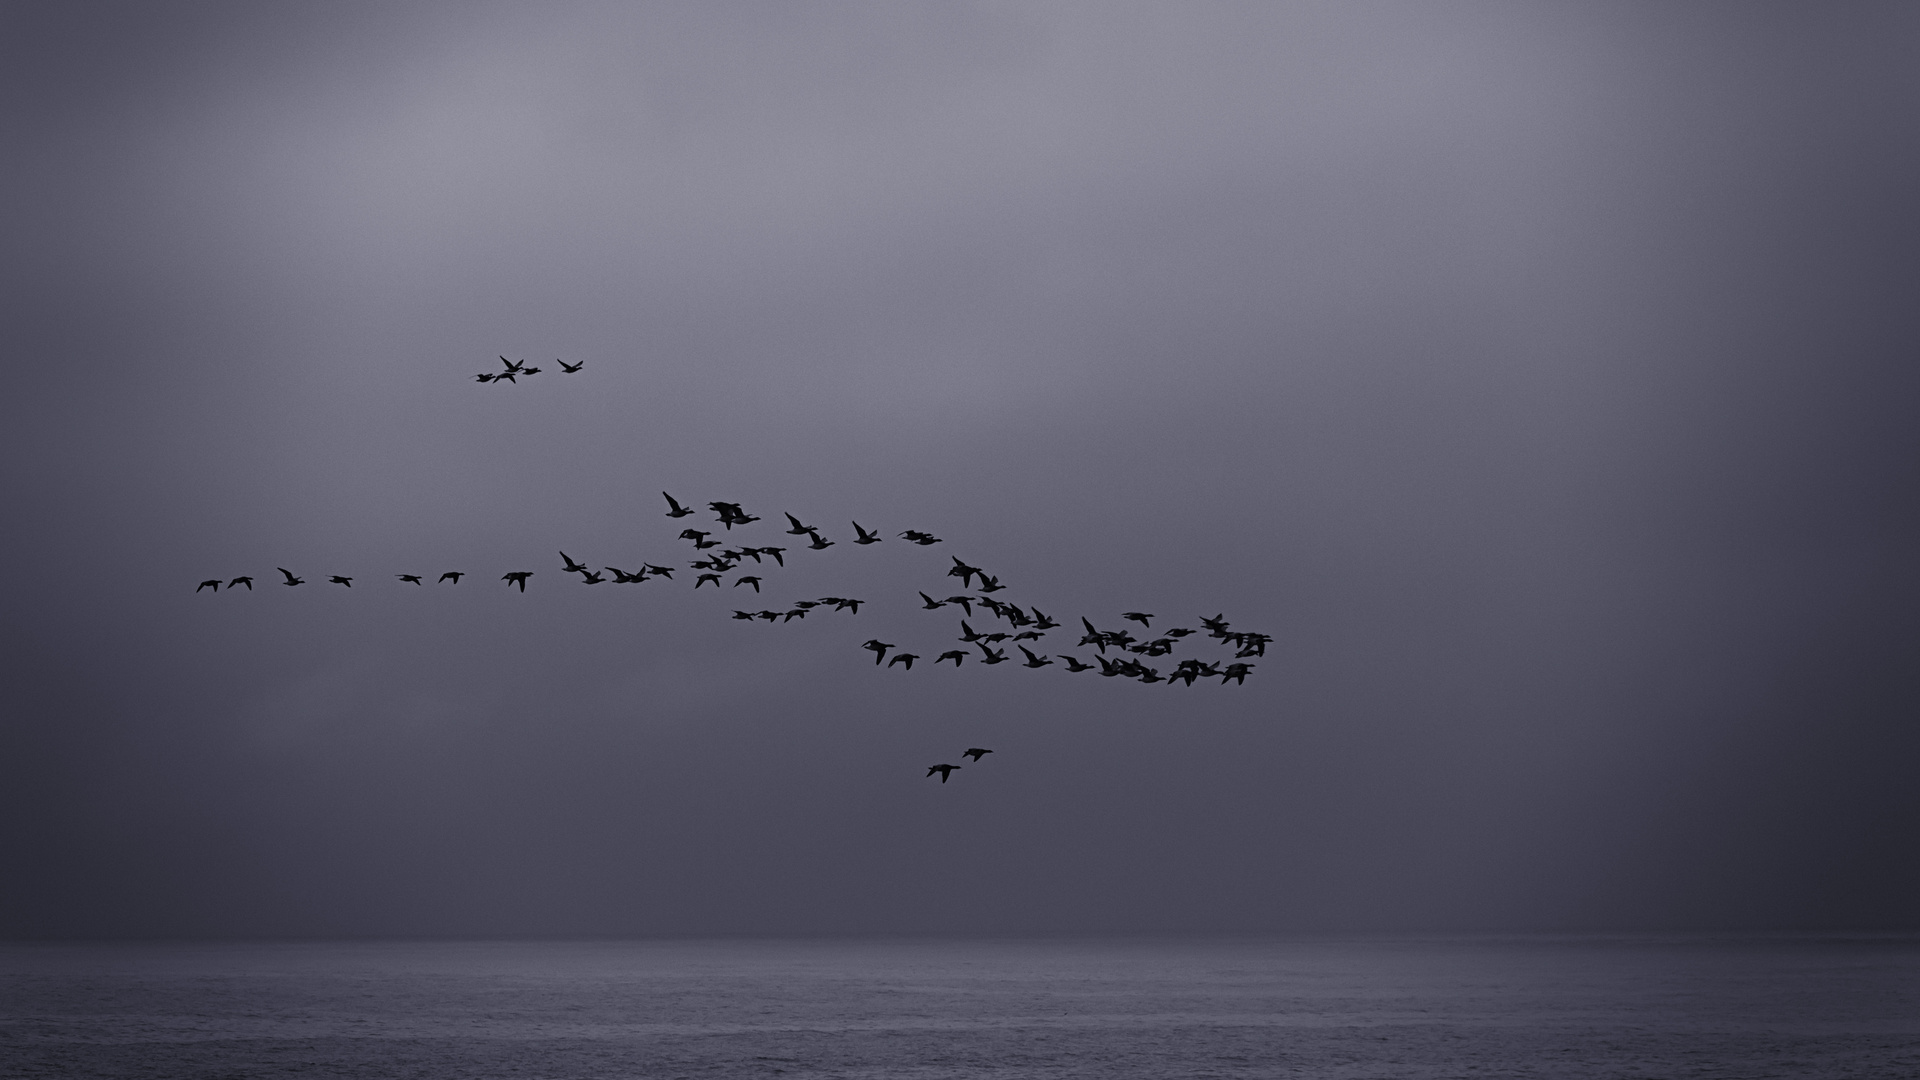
[3,1,1917,937]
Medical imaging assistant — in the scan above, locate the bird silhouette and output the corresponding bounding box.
[977,574,1005,593]
[948,558,981,586]
[887,652,919,669]
[1018,646,1052,668]
[943,595,975,616]
[978,644,1008,664]
[1221,663,1253,685]
[899,530,942,545]
[663,493,695,518]
[474,372,496,382]
[731,610,756,620]
[851,521,882,545]
[579,570,606,584]
[643,563,675,579]
[755,546,786,566]
[329,576,352,587]
[438,571,464,583]
[1031,608,1060,630]
[607,567,645,583]
[519,365,542,376]
[498,356,524,373]
[559,359,584,373]
[560,552,589,574]
[962,748,992,761]
[918,592,947,610]
[277,568,304,586]
[734,576,761,592]
[1060,655,1096,672]
[227,576,253,590]
[397,575,423,585]
[1123,612,1154,627]
[196,579,220,592]
[695,573,721,588]
[502,571,532,591]
[709,502,759,528]
[493,371,516,384]
[806,530,834,550]
[784,512,816,535]
[958,620,985,643]
[861,639,894,664]
[927,764,960,783]
[936,650,968,666]
[1079,618,1108,652]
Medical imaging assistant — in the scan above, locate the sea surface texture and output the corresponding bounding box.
[2,936,1916,1078]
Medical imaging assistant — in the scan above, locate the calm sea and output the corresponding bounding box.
[2,936,1915,1078]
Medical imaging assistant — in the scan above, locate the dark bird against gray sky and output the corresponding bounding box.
[2,1,1918,941]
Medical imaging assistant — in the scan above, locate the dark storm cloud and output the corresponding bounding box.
[2,2,1917,936]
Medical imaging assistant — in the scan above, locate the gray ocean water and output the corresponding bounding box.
[2,936,1915,1078]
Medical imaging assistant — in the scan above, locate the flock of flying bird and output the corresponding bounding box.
[197,492,1266,691]
[207,370,1270,784]
[472,356,587,383]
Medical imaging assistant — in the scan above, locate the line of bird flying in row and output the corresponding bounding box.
[473,356,585,383]
[196,492,1267,685]
[195,494,946,593]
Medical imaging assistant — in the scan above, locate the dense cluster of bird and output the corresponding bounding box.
[473,356,585,384]
[200,491,1267,690]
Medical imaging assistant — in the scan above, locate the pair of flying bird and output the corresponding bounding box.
[659,494,758,531]
[927,748,992,783]
[253,569,356,588]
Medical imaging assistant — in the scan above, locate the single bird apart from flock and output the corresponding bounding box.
[559,359,583,373]
[227,576,252,590]
[662,493,695,518]
[927,764,960,783]
[438,571,464,583]
[278,568,304,586]
[328,576,352,587]
[962,748,992,761]
[502,571,532,591]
